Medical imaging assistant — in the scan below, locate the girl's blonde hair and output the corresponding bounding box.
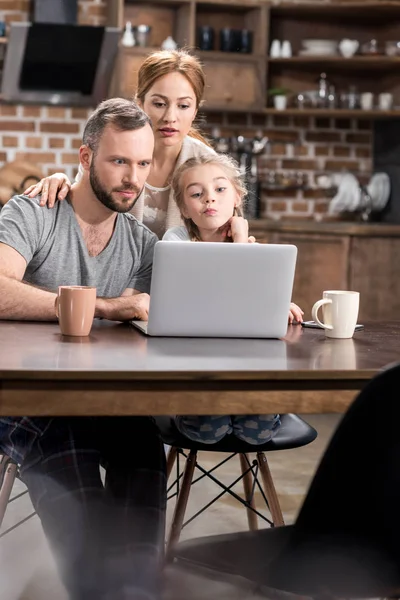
[172,154,247,242]
[135,49,211,147]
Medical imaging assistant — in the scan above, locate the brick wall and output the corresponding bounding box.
[0,0,107,26]
[203,112,372,220]
[0,0,372,220]
[0,104,93,181]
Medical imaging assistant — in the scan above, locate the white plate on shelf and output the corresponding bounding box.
[299,48,338,56]
[302,38,337,48]
[301,40,338,54]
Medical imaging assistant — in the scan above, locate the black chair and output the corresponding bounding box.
[155,414,317,557]
[174,363,400,598]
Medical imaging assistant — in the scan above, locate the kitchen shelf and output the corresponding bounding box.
[262,184,338,196]
[262,184,310,191]
[197,50,262,62]
[124,0,191,5]
[119,46,159,55]
[269,2,400,19]
[268,56,400,71]
[264,108,400,118]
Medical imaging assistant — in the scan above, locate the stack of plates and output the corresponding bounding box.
[299,39,338,56]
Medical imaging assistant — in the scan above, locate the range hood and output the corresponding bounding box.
[1,22,120,106]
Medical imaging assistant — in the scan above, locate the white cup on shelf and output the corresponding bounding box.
[378,93,393,110]
[281,40,292,57]
[270,39,281,57]
[360,92,374,110]
[273,95,287,110]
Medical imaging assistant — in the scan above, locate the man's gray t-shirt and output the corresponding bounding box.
[0,195,157,296]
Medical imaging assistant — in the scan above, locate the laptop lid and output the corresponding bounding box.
[146,241,297,338]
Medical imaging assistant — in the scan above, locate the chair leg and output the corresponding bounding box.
[166,449,197,557]
[239,453,258,531]
[0,459,17,528]
[166,446,178,481]
[256,451,284,527]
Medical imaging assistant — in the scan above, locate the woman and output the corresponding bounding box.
[24,49,215,238]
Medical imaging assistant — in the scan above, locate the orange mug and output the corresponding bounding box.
[55,286,96,336]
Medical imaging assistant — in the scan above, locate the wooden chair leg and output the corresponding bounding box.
[166,446,178,481]
[166,449,197,557]
[0,459,17,528]
[239,453,258,531]
[256,451,284,527]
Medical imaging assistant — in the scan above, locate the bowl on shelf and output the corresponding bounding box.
[338,39,359,58]
[300,39,338,56]
[385,40,400,56]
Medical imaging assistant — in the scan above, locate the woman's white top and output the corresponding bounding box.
[142,183,170,239]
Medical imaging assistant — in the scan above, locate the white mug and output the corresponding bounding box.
[360,92,374,110]
[311,290,360,339]
[270,39,281,57]
[378,93,393,110]
[281,40,292,57]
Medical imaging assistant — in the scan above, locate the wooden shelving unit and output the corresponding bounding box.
[264,108,400,118]
[268,57,400,70]
[108,0,400,117]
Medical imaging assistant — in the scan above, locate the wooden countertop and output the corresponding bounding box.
[249,219,400,237]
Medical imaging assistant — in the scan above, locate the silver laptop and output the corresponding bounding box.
[131,241,297,338]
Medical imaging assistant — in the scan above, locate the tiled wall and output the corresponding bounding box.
[0,0,372,220]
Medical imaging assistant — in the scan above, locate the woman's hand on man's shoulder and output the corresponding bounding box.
[24,173,72,208]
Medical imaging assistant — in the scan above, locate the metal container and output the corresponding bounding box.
[134,24,151,47]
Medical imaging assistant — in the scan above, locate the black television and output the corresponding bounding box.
[1,23,120,106]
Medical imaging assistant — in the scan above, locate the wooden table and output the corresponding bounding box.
[0,320,398,416]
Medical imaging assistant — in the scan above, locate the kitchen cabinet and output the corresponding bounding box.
[200,56,264,110]
[108,0,266,111]
[249,220,400,321]
[107,0,400,117]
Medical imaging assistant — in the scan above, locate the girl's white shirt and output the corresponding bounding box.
[162,225,190,241]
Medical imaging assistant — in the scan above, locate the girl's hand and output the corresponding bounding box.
[223,216,249,243]
[24,173,72,208]
[288,302,304,324]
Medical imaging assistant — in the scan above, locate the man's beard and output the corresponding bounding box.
[89,161,142,213]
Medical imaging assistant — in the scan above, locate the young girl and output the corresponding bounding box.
[163,153,304,445]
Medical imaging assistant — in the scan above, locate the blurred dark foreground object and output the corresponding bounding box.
[175,362,400,599]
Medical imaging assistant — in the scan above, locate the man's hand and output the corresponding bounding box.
[127,293,150,320]
[96,292,150,322]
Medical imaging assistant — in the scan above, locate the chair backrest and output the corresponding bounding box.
[269,362,400,595]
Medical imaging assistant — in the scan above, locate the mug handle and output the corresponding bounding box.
[311,298,333,330]
[54,296,60,318]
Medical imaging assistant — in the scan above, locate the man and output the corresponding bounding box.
[0,99,166,600]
